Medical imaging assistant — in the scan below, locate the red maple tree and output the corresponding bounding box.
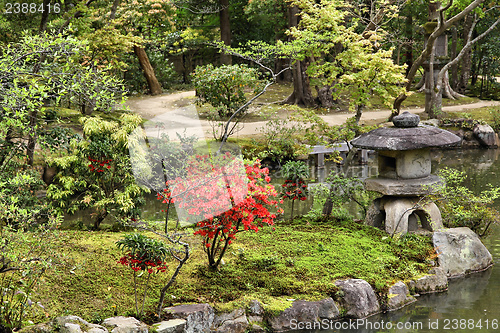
[158,153,282,269]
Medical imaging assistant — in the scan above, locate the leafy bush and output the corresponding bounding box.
[47,115,147,230]
[0,169,50,229]
[193,64,262,118]
[192,64,263,140]
[116,233,170,318]
[280,161,310,220]
[430,168,500,237]
[1,216,63,332]
[161,154,282,269]
[281,160,310,181]
[257,118,304,163]
[303,183,330,220]
[322,173,374,219]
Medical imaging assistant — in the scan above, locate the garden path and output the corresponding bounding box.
[126,91,500,138]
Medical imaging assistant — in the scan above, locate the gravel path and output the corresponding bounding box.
[126,91,500,139]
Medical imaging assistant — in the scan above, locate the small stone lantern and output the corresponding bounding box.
[351,112,461,234]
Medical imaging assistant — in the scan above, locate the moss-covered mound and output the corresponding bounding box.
[30,217,434,324]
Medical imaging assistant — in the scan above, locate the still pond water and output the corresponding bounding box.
[292,148,500,333]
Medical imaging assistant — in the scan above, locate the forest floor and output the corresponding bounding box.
[125,89,500,139]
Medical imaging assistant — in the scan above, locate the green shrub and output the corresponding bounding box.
[323,173,374,218]
[46,115,147,230]
[1,216,63,332]
[116,233,170,318]
[257,118,304,163]
[489,107,500,132]
[430,167,500,237]
[281,161,310,220]
[192,64,263,140]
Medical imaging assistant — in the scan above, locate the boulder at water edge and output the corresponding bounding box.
[101,317,148,333]
[433,227,493,278]
[162,304,214,333]
[387,282,416,310]
[334,279,380,318]
[152,319,186,333]
[56,316,107,333]
[410,267,448,293]
[268,298,340,332]
[211,308,249,333]
[473,124,499,148]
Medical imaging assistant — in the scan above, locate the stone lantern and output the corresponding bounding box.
[351,112,461,234]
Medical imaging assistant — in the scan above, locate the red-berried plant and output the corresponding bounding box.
[116,233,169,318]
[159,154,282,270]
[280,161,310,220]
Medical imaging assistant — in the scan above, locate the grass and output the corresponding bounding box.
[26,217,434,325]
[41,105,136,134]
[443,106,500,123]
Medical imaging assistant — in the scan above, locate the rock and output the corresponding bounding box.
[248,300,264,316]
[387,282,415,310]
[473,124,499,148]
[163,304,214,333]
[421,119,440,127]
[268,298,339,332]
[152,319,186,333]
[248,323,266,332]
[18,323,54,333]
[433,227,493,278]
[334,279,380,318]
[42,166,57,185]
[214,316,248,333]
[55,316,107,333]
[411,267,448,293]
[247,316,263,323]
[212,308,248,333]
[101,317,148,333]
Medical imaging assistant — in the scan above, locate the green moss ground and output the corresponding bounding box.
[29,217,434,324]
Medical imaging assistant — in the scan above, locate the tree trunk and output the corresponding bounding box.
[219,0,231,65]
[458,13,475,93]
[315,85,335,108]
[39,0,51,33]
[109,0,121,20]
[404,13,413,76]
[450,25,458,89]
[322,197,333,216]
[134,45,162,95]
[0,127,14,168]
[282,57,316,107]
[276,58,292,82]
[93,211,108,230]
[26,110,37,166]
[282,5,316,107]
[471,46,482,86]
[424,3,440,117]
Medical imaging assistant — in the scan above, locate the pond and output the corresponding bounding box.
[291,148,500,333]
